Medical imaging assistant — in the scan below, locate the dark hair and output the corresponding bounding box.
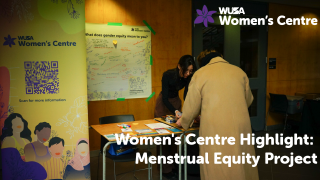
[1,113,32,142]
[198,48,223,67]
[206,46,217,52]
[197,47,220,65]
[49,137,65,147]
[177,55,197,77]
[34,122,51,134]
[78,140,88,145]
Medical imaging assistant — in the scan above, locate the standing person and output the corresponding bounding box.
[154,55,196,118]
[176,53,259,180]
[154,55,196,179]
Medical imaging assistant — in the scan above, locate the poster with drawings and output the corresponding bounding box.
[85,24,152,101]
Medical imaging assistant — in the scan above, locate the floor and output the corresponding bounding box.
[254,129,320,180]
[90,129,320,180]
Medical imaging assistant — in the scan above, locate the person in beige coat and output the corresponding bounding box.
[176,52,259,180]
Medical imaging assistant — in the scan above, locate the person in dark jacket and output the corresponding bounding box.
[154,55,196,118]
[154,55,196,179]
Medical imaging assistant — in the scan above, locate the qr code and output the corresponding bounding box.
[24,61,59,94]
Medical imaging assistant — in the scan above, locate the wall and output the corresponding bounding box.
[267,3,320,125]
[85,0,192,150]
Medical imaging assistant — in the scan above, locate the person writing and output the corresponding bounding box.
[154,55,196,179]
[176,51,258,180]
[154,55,196,118]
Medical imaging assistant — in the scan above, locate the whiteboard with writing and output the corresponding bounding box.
[85,23,152,101]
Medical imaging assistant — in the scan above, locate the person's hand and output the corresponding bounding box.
[176,118,182,127]
[175,110,182,119]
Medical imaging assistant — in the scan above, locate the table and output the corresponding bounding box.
[154,118,200,180]
[91,119,184,180]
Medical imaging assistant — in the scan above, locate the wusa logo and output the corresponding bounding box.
[3,35,16,48]
[2,35,77,47]
[194,5,216,27]
[195,5,318,26]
